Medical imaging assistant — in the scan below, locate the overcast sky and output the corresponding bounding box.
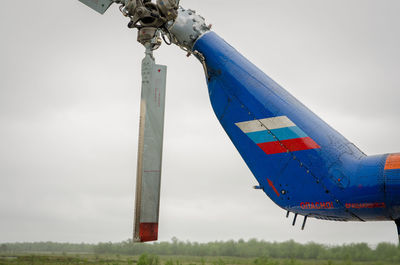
[1,0,400,246]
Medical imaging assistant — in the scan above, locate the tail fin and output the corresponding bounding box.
[193,32,369,221]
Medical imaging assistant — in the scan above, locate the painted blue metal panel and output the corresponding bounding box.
[385,168,400,220]
[193,31,393,221]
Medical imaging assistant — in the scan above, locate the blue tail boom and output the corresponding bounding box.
[193,31,398,223]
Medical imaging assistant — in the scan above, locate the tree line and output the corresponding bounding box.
[1,238,400,262]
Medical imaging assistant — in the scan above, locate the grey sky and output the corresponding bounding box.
[1,0,400,245]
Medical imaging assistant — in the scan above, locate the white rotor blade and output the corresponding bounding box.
[78,0,114,14]
[134,50,167,242]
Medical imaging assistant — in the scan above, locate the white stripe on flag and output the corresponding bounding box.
[235,116,295,133]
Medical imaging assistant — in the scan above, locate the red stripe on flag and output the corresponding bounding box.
[139,223,158,242]
[257,137,320,155]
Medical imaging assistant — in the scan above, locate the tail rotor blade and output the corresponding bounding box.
[78,0,114,14]
[134,49,167,242]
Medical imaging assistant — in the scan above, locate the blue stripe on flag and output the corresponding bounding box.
[246,126,308,144]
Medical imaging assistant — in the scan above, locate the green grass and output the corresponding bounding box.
[0,254,396,265]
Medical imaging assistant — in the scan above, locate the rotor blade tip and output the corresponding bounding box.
[139,223,159,242]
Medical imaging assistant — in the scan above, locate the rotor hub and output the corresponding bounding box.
[121,0,179,29]
[116,0,210,52]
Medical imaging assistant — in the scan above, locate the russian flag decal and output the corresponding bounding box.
[235,116,320,155]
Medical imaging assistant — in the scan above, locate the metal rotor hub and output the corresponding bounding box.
[118,0,179,21]
[114,0,210,52]
[167,7,211,51]
[79,0,210,51]
[137,27,162,49]
[115,0,179,48]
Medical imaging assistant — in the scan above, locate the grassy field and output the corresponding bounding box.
[0,253,396,265]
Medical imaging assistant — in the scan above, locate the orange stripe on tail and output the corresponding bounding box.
[385,154,400,170]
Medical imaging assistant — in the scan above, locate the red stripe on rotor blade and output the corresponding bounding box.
[257,137,320,155]
[139,223,158,242]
